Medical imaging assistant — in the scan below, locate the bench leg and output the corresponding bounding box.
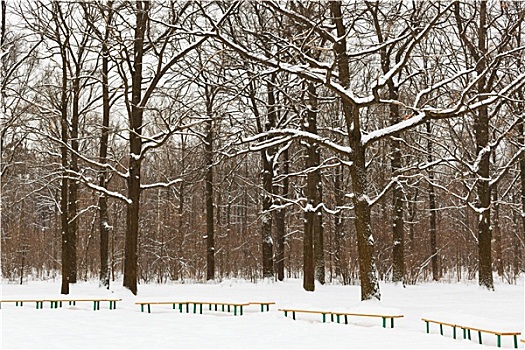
[425,321,429,334]
[193,303,197,314]
[292,311,296,320]
[391,318,394,328]
[497,334,501,348]
[234,305,237,316]
[336,314,340,323]
[322,314,326,323]
[383,318,387,329]
[439,324,443,336]
[222,304,225,312]
[179,303,183,313]
[514,335,518,349]
[463,328,466,339]
[468,329,471,340]
[209,303,212,311]
[331,314,334,322]
[147,304,151,314]
[478,331,482,345]
[453,326,456,339]
[284,311,288,317]
[140,304,144,312]
[186,303,189,313]
[200,304,203,314]
[344,315,348,325]
[240,306,243,316]
[228,305,231,313]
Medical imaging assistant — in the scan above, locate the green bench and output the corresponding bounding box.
[248,301,275,312]
[422,318,521,348]
[0,298,121,311]
[278,308,404,328]
[136,301,250,316]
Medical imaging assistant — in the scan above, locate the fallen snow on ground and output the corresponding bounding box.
[1,278,523,349]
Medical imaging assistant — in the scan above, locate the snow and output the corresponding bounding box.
[1,278,523,349]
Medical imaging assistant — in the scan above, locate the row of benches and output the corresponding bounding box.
[2,298,522,348]
[0,298,122,310]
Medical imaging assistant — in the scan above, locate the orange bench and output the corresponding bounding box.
[0,298,121,310]
[422,318,521,348]
[279,308,404,328]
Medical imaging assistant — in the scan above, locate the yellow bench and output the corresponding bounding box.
[248,301,276,312]
[0,298,121,311]
[279,308,404,328]
[422,318,521,348]
[135,301,250,316]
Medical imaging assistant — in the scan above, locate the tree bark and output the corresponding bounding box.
[275,148,289,281]
[475,1,493,290]
[304,82,324,287]
[427,121,439,281]
[331,0,380,300]
[98,3,113,289]
[123,1,148,295]
[205,101,215,281]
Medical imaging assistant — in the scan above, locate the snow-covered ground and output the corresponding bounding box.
[1,278,523,349]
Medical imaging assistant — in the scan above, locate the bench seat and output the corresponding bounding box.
[422,318,521,348]
[278,308,404,328]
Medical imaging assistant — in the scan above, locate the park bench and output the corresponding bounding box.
[135,301,250,316]
[278,308,404,328]
[422,317,521,348]
[0,298,121,311]
[248,301,275,312]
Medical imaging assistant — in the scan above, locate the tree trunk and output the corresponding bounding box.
[390,99,404,285]
[58,9,69,294]
[275,148,289,281]
[123,1,148,295]
[67,68,80,284]
[205,110,215,281]
[304,82,324,286]
[331,0,380,300]
[427,121,439,281]
[98,13,112,288]
[334,163,344,282]
[475,1,493,291]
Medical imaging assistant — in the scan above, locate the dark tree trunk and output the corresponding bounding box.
[56,5,70,294]
[304,82,324,287]
[492,183,503,277]
[475,1,493,290]
[67,69,80,284]
[258,78,277,278]
[390,100,404,285]
[520,117,525,243]
[331,0,380,300]
[275,148,289,281]
[334,164,344,282]
[427,121,439,281]
[98,8,112,288]
[123,1,148,295]
[205,107,215,281]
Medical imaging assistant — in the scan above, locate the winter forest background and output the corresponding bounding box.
[1,0,525,300]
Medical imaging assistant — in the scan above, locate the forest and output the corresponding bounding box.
[1,0,524,300]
